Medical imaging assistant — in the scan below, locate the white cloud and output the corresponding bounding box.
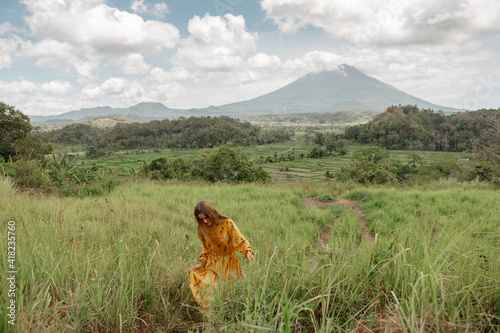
[23,0,180,54]
[173,14,258,72]
[148,67,192,84]
[40,81,72,95]
[0,23,13,35]
[0,36,21,69]
[0,80,38,96]
[261,0,500,46]
[20,39,75,68]
[79,74,188,108]
[21,94,82,115]
[71,58,100,83]
[0,79,74,114]
[248,53,282,69]
[131,0,169,19]
[81,85,101,100]
[0,79,72,96]
[130,0,148,14]
[283,51,342,73]
[100,78,128,95]
[112,53,152,75]
[19,39,101,82]
[81,77,146,106]
[147,81,186,105]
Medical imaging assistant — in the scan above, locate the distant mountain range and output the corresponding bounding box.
[29,65,459,123]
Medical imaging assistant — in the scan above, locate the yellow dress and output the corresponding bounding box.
[188,219,253,309]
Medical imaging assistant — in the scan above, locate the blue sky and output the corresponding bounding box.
[1,0,499,115]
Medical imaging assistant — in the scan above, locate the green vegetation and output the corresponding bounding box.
[140,143,271,183]
[335,147,399,184]
[344,105,499,152]
[1,180,498,332]
[0,102,52,161]
[46,116,293,155]
[2,154,118,197]
[2,102,500,331]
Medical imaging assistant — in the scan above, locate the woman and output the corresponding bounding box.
[189,201,253,310]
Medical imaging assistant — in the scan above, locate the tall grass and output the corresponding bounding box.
[345,186,500,332]
[1,180,499,332]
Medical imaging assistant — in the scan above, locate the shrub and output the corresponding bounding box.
[13,159,51,189]
[8,154,118,197]
[335,147,398,185]
[140,143,271,183]
[467,163,500,182]
[56,176,118,197]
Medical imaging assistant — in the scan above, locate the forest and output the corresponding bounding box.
[45,115,293,157]
[343,105,499,151]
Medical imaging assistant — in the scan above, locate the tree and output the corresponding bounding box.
[0,102,34,161]
[474,113,500,163]
[193,143,271,183]
[352,146,389,163]
[12,134,52,160]
[335,147,398,184]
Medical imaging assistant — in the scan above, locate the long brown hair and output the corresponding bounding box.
[194,201,229,245]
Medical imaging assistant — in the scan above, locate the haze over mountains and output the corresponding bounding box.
[29,65,459,123]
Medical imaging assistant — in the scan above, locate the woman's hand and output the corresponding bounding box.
[246,250,254,265]
[191,263,204,271]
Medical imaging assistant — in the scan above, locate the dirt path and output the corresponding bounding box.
[302,197,375,248]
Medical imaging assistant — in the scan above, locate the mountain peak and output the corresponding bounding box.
[214,64,458,114]
[29,65,459,122]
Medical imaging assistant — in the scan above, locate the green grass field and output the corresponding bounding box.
[1,177,498,332]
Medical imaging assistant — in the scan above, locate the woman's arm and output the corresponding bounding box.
[228,220,253,258]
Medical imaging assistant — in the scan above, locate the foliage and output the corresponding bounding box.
[85,138,108,158]
[473,113,500,163]
[0,102,53,161]
[335,147,399,184]
[352,146,389,163]
[12,133,52,160]
[308,131,349,158]
[333,145,500,185]
[47,116,293,152]
[47,123,100,145]
[140,143,271,183]
[0,102,33,160]
[192,143,271,183]
[6,153,117,197]
[344,105,500,152]
[47,155,99,185]
[56,176,118,197]
[12,158,51,189]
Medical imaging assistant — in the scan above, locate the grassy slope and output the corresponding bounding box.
[1,178,498,332]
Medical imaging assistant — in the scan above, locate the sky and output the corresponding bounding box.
[1,0,499,116]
